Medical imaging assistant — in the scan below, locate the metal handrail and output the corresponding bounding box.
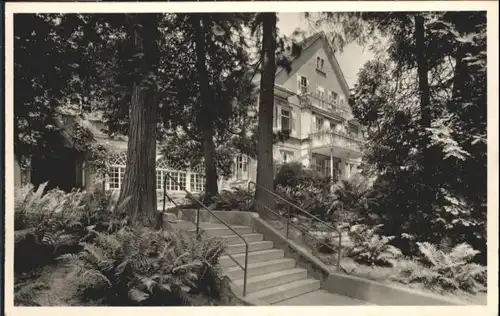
[248,180,342,271]
[162,173,249,296]
[252,198,348,273]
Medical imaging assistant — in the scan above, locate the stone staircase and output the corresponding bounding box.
[170,219,322,305]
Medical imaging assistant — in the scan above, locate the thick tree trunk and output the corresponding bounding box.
[414,14,438,215]
[119,14,160,228]
[255,13,278,216]
[415,15,432,132]
[194,15,219,202]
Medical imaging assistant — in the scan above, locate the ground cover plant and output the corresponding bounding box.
[14,184,239,306]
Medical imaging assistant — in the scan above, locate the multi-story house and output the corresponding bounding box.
[226,31,364,189]
[14,32,363,205]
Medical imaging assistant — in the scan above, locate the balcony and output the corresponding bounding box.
[301,92,349,118]
[309,130,364,157]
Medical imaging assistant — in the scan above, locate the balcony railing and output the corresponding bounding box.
[304,93,348,117]
[309,130,364,153]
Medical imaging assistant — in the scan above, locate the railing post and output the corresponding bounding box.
[196,205,200,237]
[243,243,249,296]
[286,204,290,239]
[162,176,167,214]
[337,230,342,271]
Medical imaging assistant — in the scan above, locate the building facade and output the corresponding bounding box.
[15,32,363,206]
[232,32,364,187]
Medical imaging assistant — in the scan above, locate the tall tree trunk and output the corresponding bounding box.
[414,14,437,214]
[255,13,277,216]
[194,15,219,203]
[119,14,160,228]
[415,15,431,133]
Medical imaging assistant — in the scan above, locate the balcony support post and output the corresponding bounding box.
[330,148,334,192]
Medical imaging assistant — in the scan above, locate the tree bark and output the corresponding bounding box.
[255,13,278,216]
[119,14,160,228]
[194,15,219,202]
[415,15,432,132]
[414,14,437,212]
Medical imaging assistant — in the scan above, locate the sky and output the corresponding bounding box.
[276,12,375,88]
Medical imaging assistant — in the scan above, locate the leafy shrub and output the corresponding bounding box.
[14,183,90,272]
[14,183,130,273]
[396,242,487,293]
[274,162,330,190]
[275,183,335,221]
[330,174,377,225]
[59,227,226,306]
[211,188,253,211]
[342,224,403,267]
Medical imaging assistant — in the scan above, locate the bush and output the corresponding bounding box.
[14,183,130,273]
[59,228,226,306]
[342,224,403,267]
[396,242,487,293]
[274,162,330,190]
[330,174,377,225]
[14,183,91,272]
[212,188,252,211]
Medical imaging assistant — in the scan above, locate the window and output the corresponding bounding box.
[156,170,163,190]
[316,56,325,70]
[190,173,205,192]
[273,103,278,127]
[281,150,294,163]
[297,75,308,94]
[349,125,359,138]
[315,116,324,131]
[328,90,338,104]
[281,109,290,131]
[156,159,188,192]
[163,171,187,191]
[317,86,325,100]
[234,155,248,180]
[81,161,86,187]
[328,120,335,131]
[107,153,127,190]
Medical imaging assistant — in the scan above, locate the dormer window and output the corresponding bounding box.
[316,56,325,70]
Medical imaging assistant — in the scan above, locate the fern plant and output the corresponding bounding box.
[59,227,226,306]
[396,242,487,293]
[14,183,92,272]
[342,224,403,267]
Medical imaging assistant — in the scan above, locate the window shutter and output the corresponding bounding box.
[311,116,316,132]
[291,110,296,135]
[306,78,310,93]
[297,75,301,93]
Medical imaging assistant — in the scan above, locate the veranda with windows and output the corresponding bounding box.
[105,153,206,194]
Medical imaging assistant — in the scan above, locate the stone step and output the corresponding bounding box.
[220,233,264,245]
[226,241,274,255]
[220,249,285,268]
[234,268,308,294]
[165,220,224,230]
[245,278,321,305]
[225,258,296,280]
[192,225,254,237]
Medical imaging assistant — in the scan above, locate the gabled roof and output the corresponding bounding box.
[276,31,351,97]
